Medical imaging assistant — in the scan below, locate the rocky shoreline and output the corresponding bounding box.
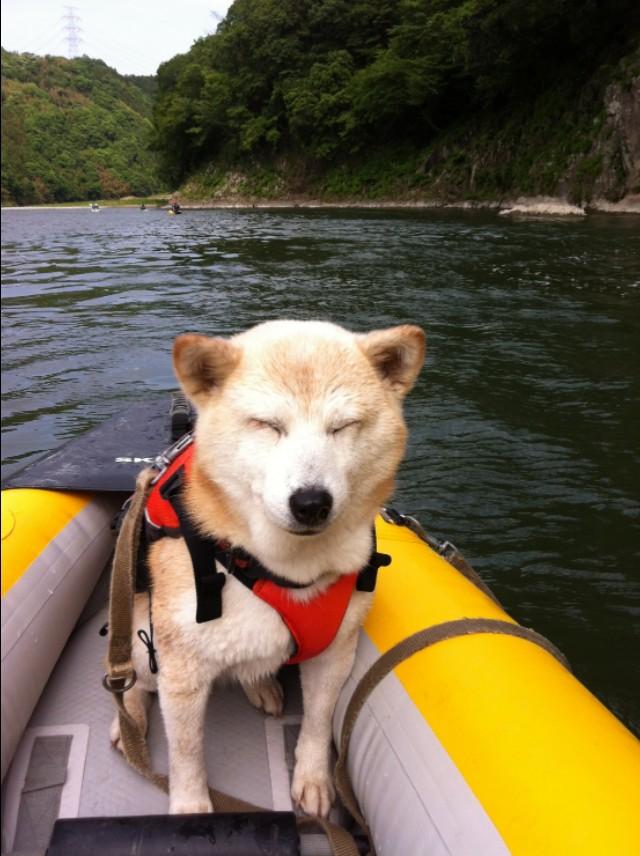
[174,193,640,216]
[4,193,639,216]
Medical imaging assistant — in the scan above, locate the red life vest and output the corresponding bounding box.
[146,442,359,665]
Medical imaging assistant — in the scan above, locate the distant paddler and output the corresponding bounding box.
[169,198,181,215]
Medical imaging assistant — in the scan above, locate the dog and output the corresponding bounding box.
[110,319,425,817]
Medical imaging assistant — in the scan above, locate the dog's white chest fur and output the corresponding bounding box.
[171,565,295,680]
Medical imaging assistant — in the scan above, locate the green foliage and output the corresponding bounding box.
[320,148,423,197]
[152,0,409,179]
[1,49,163,204]
[284,51,355,158]
[9,2,630,204]
[152,0,638,190]
[124,74,158,100]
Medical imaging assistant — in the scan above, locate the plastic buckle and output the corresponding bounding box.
[102,669,137,694]
[150,432,194,485]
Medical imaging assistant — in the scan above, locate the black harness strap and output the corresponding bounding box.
[160,467,226,622]
[356,525,391,592]
[214,543,311,591]
[157,464,390,624]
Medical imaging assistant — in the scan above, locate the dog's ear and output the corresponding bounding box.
[173,334,241,406]
[358,325,425,396]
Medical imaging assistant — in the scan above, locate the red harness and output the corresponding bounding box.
[146,443,360,664]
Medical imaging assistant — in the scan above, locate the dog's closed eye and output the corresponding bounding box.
[329,420,361,436]
[249,418,285,437]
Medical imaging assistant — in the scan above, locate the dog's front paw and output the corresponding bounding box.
[170,794,213,815]
[242,676,284,717]
[291,767,335,818]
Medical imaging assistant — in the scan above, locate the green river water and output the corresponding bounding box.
[1,206,639,733]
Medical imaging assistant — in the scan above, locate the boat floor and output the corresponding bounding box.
[1,567,348,855]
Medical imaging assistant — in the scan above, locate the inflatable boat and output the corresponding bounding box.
[2,397,639,856]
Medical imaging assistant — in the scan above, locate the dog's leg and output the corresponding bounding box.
[159,670,214,814]
[292,628,360,818]
[241,675,284,717]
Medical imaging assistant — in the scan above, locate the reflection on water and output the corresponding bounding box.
[2,206,639,732]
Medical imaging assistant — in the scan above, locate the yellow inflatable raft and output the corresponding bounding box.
[2,407,639,855]
[345,514,640,855]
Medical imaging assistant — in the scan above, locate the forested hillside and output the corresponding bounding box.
[2,3,637,207]
[153,0,639,204]
[1,50,162,204]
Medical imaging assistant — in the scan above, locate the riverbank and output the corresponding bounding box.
[4,193,639,216]
[1,196,169,211]
[171,193,640,216]
[169,49,638,219]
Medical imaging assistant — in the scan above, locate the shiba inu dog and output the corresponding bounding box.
[111,319,425,817]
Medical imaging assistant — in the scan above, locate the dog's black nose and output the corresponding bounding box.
[289,487,333,527]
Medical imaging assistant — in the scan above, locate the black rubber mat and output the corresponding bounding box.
[2,398,181,492]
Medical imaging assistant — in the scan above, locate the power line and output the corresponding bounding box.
[16,19,60,53]
[29,33,66,56]
[83,33,148,74]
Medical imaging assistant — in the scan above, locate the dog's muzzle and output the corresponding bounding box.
[289,486,333,529]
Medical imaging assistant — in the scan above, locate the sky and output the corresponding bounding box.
[1,0,234,76]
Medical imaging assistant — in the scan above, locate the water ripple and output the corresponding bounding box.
[1,205,639,732]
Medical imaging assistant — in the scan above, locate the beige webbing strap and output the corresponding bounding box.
[297,817,364,856]
[104,467,360,856]
[105,467,155,694]
[334,616,571,852]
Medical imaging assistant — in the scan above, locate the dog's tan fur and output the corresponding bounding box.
[111,320,425,817]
